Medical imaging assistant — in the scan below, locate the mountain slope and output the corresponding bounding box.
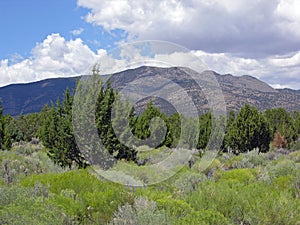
[0,77,78,116]
[0,66,299,116]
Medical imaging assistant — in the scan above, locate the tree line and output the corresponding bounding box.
[0,76,300,169]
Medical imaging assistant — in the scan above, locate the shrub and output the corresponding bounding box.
[273,175,293,190]
[290,140,300,151]
[289,150,300,163]
[156,198,192,219]
[214,168,257,184]
[178,209,231,225]
[192,158,222,177]
[21,170,132,224]
[174,171,207,195]
[0,185,70,225]
[0,149,64,184]
[233,149,267,169]
[110,197,171,225]
[262,159,298,182]
[186,180,300,225]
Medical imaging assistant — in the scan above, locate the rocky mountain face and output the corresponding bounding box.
[216,73,300,112]
[108,66,300,114]
[0,66,299,116]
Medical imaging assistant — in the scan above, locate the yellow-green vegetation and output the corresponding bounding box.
[0,144,299,224]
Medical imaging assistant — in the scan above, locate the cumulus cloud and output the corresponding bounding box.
[77,0,300,57]
[0,34,103,87]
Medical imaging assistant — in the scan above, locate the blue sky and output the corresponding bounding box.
[0,0,122,60]
[0,0,300,89]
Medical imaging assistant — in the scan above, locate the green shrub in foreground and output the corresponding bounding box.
[21,170,133,224]
[111,197,171,225]
[0,185,70,225]
[186,178,300,225]
[178,209,231,225]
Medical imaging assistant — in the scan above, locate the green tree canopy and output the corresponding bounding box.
[264,108,298,147]
[226,104,271,153]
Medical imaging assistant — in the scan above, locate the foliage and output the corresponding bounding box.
[111,197,171,225]
[265,108,298,148]
[0,145,299,224]
[39,89,87,169]
[292,110,300,135]
[197,112,212,149]
[21,169,132,224]
[128,101,182,150]
[72,74,137,167]
[0,185,70,225]
[0,146,63,185]
[0,100,11,150]
[187,176,300,225]
[173,171,207,195]
[178,209,231,225]
[226,104,271,153]
[97,87,137,161]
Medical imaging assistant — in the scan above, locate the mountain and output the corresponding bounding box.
[0,77,78,116]
[0,66,300,116]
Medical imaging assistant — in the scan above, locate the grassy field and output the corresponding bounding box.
[0,143,299,224]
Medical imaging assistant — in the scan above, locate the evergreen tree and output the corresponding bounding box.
[3,115,12,150]
[292,111,300,136]
[197,112,212,149]
[264,108,298,148]
[222,110,236,151]
[227,110,236,126]
[15,112,42,142]
[179,116,198,149]
[226,104,271,153]
[4,116,19,143]
[95,82,137,161]
[72,75,116,169]
[39,90,87,168]
[131,101,167,148]
[164,112,181,148]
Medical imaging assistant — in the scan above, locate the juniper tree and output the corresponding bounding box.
[226,104,271,153]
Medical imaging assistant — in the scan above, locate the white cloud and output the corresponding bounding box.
[268,51,300,67]
[270,84,291,89]
[71,28,84,36]
[77,0,300,56]
[275,0,300,37]
[0,34,103,87]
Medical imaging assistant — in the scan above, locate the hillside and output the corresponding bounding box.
[0,66,300,116]
[0,77,78,116]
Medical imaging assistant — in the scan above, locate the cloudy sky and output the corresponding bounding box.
[0,0,300,89]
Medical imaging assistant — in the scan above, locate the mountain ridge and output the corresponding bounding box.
[0,66,299,116]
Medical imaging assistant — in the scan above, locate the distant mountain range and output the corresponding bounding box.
[0,66,299,116]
